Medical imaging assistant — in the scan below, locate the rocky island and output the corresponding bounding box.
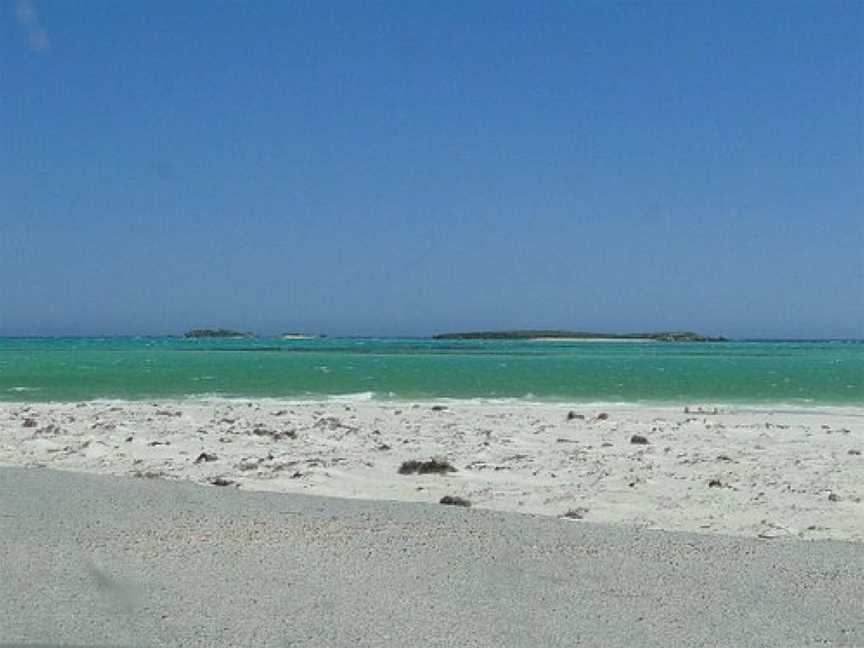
[433,330,727,342]
[183,329,256,339]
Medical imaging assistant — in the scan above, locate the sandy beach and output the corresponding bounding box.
[2,466,862,647]
[1,399,861,542]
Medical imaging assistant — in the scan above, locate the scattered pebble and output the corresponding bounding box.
[708,479,722,488]
[630,434,649,445]
[194,452,218,464]
[253,428,296,440]
[561,507,589,520]
[439,495,471,507]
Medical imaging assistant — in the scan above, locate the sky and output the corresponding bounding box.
[1,1,862,339]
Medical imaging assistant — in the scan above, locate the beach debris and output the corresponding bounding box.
[562,507,589,520]
[209,476,235,487]
[439,495,471,507]
[630,434,649,445]
[312,417,356,434]
[848,449,861,456]
[125,435,133,442]
[716,454,735,462]
[155,410,182,417]
[132,469,165,479]
[237,457,262,471]
[431,405,448,411]
[377,443,392,451]
[398,459,456,475]
[194,452,218,464]
[595,413,609,421]
[147,440,171,447]
[314,416,343,430]
[757,520,792,539]
[22,417,38,428]
[828,493,842,502]
[34,424,63,436]
[685,406,720,415]
[566,411,585,421]
[708,479,722,488]
[252,427,296,440]
[601,441,613,447]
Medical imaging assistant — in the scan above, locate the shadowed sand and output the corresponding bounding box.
[0,467,861,647]
[1,399,862,541]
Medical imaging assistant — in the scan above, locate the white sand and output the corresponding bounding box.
[1,399,861,541]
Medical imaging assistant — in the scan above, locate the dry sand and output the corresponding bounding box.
[1,399,861,541]
[3,466,862,647]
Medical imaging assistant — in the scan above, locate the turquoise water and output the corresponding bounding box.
[0,337,861,404]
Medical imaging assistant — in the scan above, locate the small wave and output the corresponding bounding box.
[6,387,40,392]
[325,391,378,402]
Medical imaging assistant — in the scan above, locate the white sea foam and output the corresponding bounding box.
[325,391,378,402]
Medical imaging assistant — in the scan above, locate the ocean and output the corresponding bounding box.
[0,336,861,404]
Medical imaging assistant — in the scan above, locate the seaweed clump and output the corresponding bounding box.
[398,459,457,475]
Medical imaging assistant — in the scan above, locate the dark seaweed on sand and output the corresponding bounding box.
[398,459,457,475]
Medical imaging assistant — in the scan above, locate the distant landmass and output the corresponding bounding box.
[432,330,727,342]
[183,329,256,339]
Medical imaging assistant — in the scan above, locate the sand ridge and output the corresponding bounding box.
[1,399,861,541]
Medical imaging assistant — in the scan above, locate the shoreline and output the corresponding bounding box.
[3,392,863,410]
[1,398,861,542]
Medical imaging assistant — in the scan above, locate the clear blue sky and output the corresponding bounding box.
[2,1,862,338]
